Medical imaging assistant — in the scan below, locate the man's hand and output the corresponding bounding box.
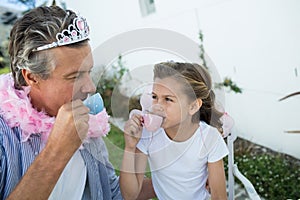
[48,100,90,152]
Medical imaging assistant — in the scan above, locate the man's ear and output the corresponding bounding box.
[22,69,39,87]
[189,99,202,115]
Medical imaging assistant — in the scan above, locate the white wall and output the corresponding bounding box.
[65,0,300,159]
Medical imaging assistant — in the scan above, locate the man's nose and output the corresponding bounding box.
[82,75,96,94]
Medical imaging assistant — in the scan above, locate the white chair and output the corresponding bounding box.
[226,131,261,200]
[221,112,261,200]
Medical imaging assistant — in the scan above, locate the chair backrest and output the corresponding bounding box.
[226,131,261,200]
[221,112,261,200]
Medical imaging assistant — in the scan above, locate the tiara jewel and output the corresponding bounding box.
[33,15,90,52]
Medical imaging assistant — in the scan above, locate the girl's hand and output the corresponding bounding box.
[124,114,143,151]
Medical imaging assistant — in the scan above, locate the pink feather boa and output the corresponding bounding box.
[0,73,110,142]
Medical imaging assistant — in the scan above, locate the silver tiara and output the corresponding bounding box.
[33,15,90,52]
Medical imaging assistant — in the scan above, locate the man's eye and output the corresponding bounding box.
[152,95,157,100]
[68,75,79,80]
[70,73,84,79]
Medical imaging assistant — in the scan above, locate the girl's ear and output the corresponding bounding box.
[22,69,39,88]
[189,98,202,115]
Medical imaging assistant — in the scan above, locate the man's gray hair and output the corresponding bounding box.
[8,6,88,89]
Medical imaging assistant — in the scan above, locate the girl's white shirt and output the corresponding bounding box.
[137,121,229,200]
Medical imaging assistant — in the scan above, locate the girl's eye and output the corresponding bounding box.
[165,97,173,102]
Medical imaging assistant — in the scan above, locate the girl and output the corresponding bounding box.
[120,62,228,200]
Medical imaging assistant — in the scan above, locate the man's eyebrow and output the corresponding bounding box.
[63,71,81,78]
[63,69,92,78]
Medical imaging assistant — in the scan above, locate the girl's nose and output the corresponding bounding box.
[150,104,164,113]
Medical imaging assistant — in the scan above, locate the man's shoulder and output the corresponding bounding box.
[0,115,11,138]
[0,115,22,147]
[0,115,9,127]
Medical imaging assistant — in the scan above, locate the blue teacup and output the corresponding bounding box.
[83,93,104,115]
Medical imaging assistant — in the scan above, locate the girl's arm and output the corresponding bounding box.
[120,148,148,200]
[120,149,147,200]
[120,114,148,200]
[208,159,228,200]
[137,177,156,200]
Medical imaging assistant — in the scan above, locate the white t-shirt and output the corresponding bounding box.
[137,121,229,200]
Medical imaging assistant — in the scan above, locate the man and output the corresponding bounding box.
[0,6,154,199]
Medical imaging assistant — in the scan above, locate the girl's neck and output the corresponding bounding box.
[165,121,199,142]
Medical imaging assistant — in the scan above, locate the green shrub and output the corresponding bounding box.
[96,55,129,117]
[224,138,300,199]
[233,153,300,199]
[0,39,10,71]
[0,67,10,75]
